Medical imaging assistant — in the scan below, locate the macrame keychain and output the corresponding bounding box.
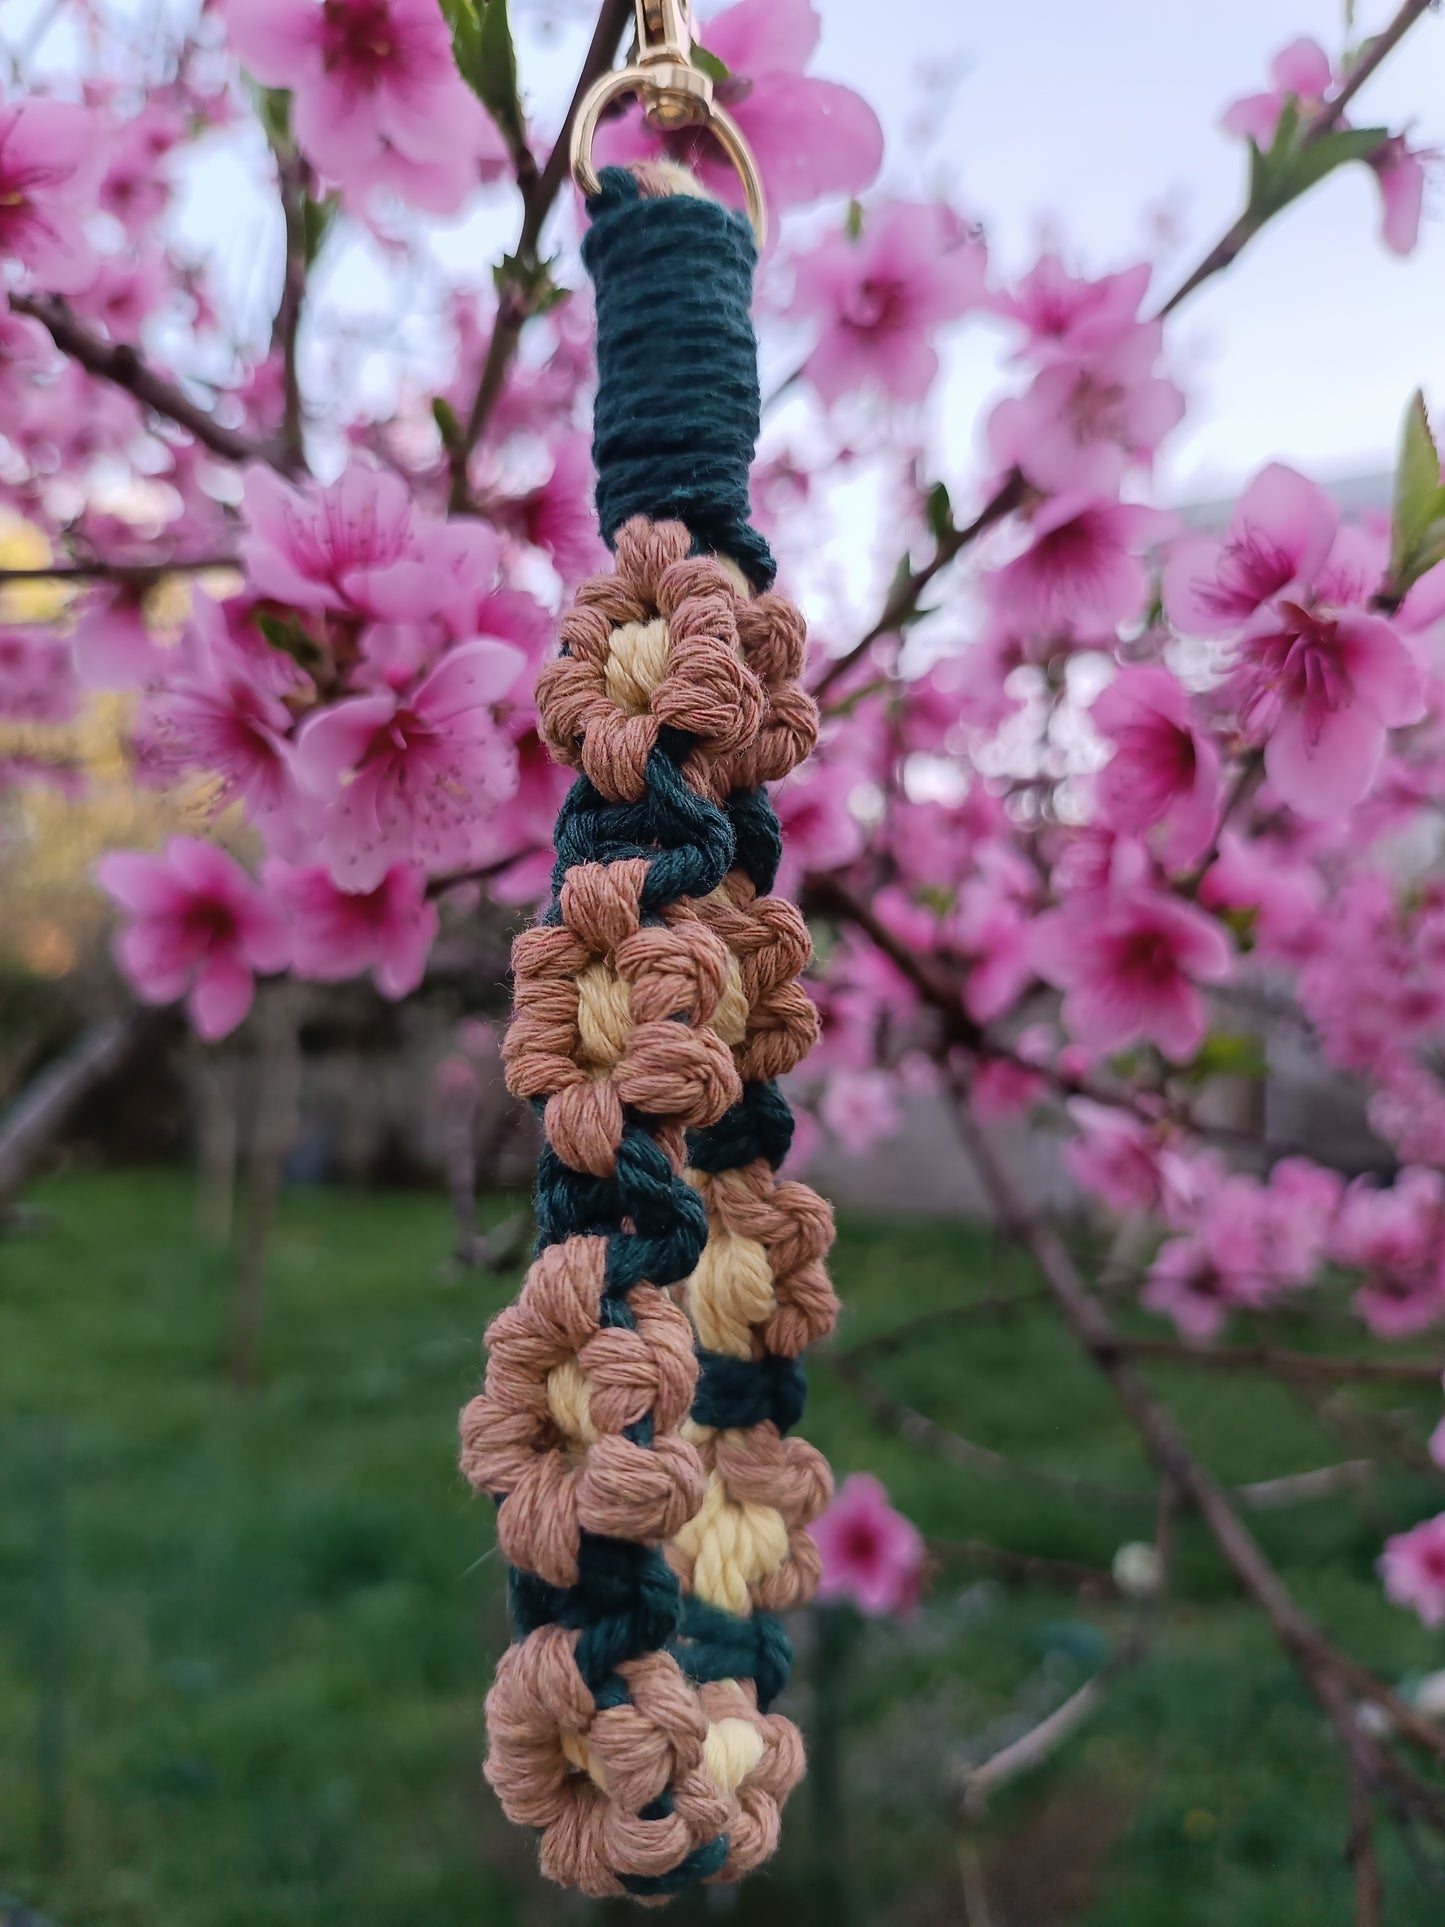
[459,0,839,1896]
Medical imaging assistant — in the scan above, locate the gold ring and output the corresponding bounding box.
[569,68,769,250]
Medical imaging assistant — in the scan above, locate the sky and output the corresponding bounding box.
[2,0,1442,506]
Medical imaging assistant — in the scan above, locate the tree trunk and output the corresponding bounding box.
[189,1044,238,1244]
[228,985,301,1391]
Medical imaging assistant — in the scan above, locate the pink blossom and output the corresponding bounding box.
[812,1472,925,1616]
[971,1056,1044,1120]
[770,759,864,897]
[987,256,1154,363]
[1331,1168,1445,1338]
[1248,1158,1343,1293]
[130,595,302,841]
[818,1067,900,1157]
[72,250,169,343]
[241,462,492,622]
[292,638,523,890]
[225,0,506,213]
[99,102,184,234]
[988,496,1172,643]
[0,99,105,296]
[269,861,438,997]
[1369,1064,1445,1168]
[1198,830,1324,967]
[1370,136,1429,257]
[950,868,1036,1024]
[1091,665,1220,863]
[593,0,883,217]
[1233,599,1423,819]
[1163,464,1339,638]
[0,628,77,723]
[1220,37,1332,146]
[435,1052,479,1101]
[486,432,608,587]
[1064,1098,1166,1215]
[987,331,1183,496]
[793,201,986,406]
[1143,1218,1266,1340]
[1381,1514,1445,1629]
[1031,886,1232,1060]
[97,836,289,1040]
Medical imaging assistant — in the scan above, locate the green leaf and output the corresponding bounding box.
[255,609,323,673]
[1245,93,1390,221]
[925,480,953,544]
[1279,123,1390,197]
[440,0,525,158]
[302,191,340,267]
[1185,1031,1267,1081]
[249,83,292,150]
[1387,389,1445,599]
[431,396,462,450]
[691,44,729,85]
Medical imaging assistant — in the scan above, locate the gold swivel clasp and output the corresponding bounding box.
[569,0,768,246]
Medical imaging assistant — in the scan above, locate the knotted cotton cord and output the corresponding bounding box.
[459,163,838,1900]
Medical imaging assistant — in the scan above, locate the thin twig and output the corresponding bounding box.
[828,1349,1149,1511]
[271,149,312,476]
[929,1536,1121,1598]
[446,0,633,512]
[0,556,239,585]
[1234,1458,1376,1508]
[1118,1334,1445,1387]
[810,473,1027,700]
[1347,1737,1385,1927]
[959,1631,1147,1816]
[11,294,274,469]
[838,1289,1053,1363]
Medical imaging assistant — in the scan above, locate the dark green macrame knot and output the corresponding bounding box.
[583,166,776,591]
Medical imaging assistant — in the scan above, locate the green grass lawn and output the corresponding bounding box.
[2,1170,1444,1925]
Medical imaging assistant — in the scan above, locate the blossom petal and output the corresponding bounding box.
[1266,700,1385,818]
[189,952,256,1041]
[293,695,397,794]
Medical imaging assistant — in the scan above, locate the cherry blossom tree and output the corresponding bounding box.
[6,0,1445,1908]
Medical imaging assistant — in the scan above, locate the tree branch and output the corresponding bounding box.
[1156,0,1435,317]
[271,150,311,477]
[811,472,1028,700]
[446,0,634,512]
[11,294,276,470]
[946,1090,1445,1793]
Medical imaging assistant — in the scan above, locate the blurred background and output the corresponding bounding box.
[5,2,1445,1924]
